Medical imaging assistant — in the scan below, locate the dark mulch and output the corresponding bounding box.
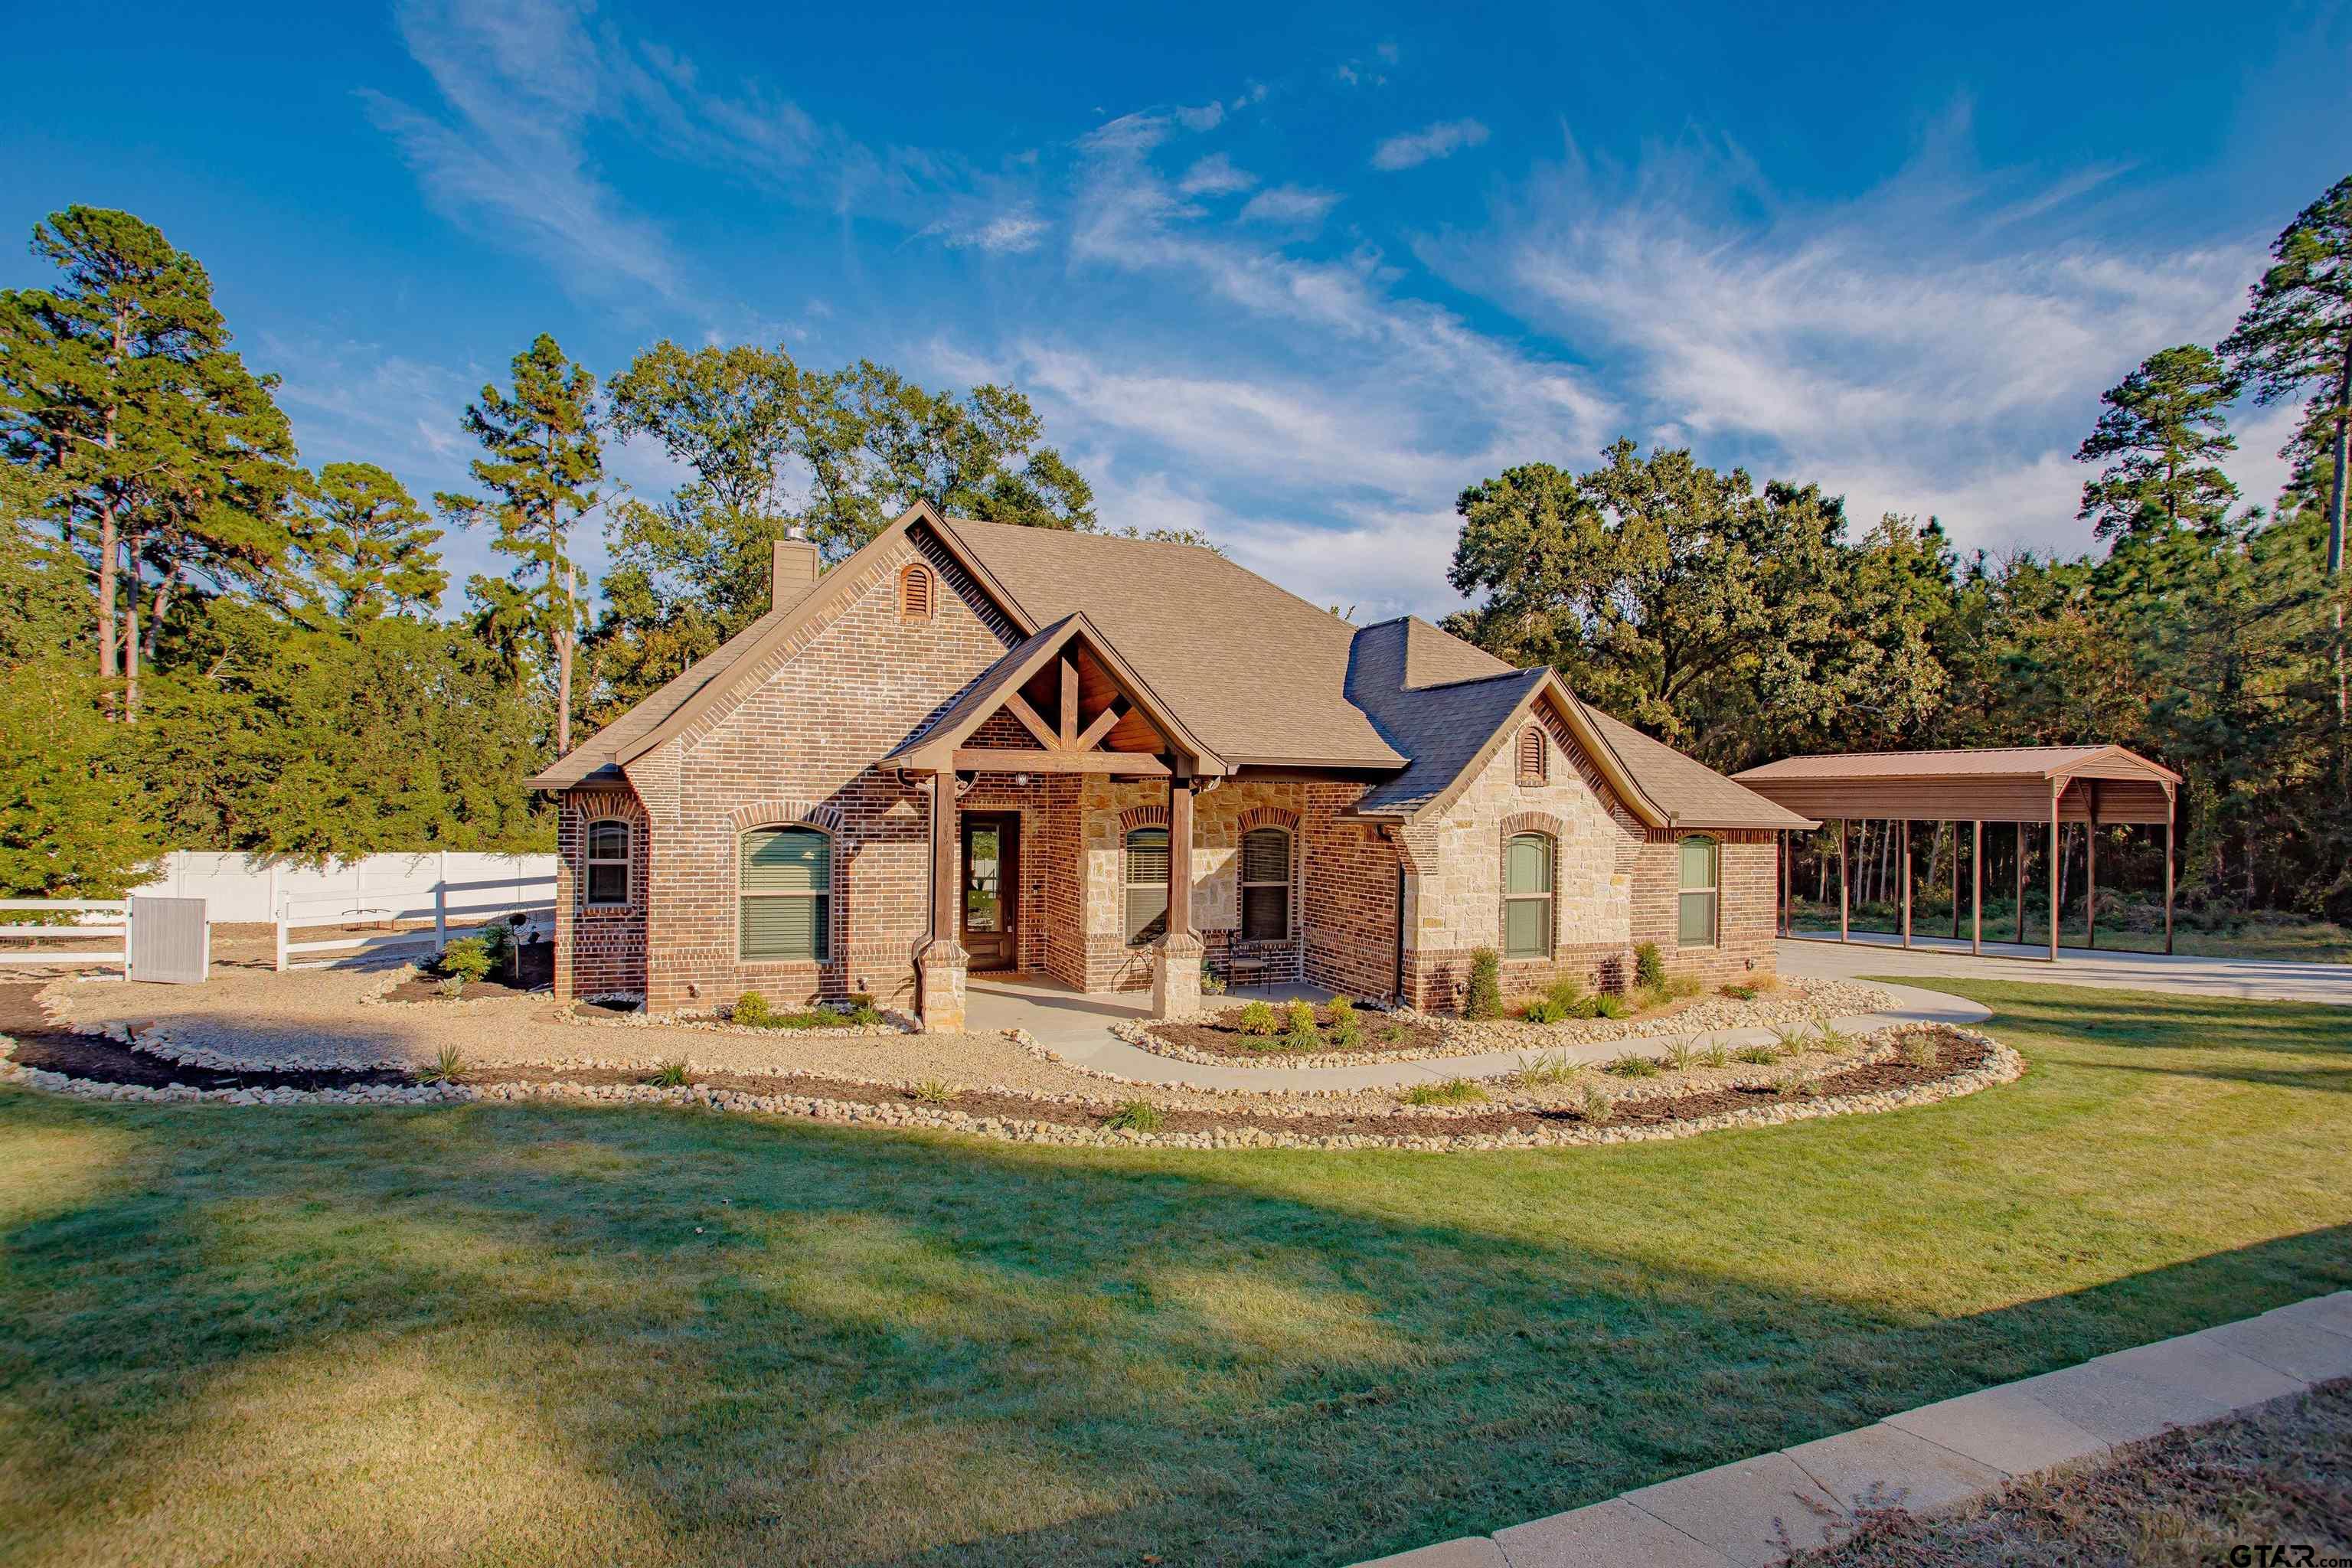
[2,978,1994,1139]
[1151,1003,1452,1057]
[385,941,554,1002]
[1795,1377,2352,1566]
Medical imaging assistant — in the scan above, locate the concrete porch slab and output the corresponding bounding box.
[1618,1452,1844,1566]
[1492,1498,1730,1566]
[1782,1422,2006,1516]
[1880,1383,2109,1476]
[2202,1310,2352,1384]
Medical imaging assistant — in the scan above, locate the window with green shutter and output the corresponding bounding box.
[740,826,831,962]
[1677,835,1718,948]
[1503,832,1553,958]
[1125,827,1168,946]
[1239,827,1291,940]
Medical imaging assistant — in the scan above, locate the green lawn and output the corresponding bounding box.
[2,982,2348,1567]
[1790,898,2352,963]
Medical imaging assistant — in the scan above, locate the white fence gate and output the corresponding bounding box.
[128,896,210,984]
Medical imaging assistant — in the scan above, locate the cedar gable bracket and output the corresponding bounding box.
[885,612,1228,779]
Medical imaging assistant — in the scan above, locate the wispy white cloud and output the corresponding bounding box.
[1174,100,1224,132]
[1178,153,1256,198]
[1238,184,1342,227]
[1370,117,1490,172]
[921,204,1050,253]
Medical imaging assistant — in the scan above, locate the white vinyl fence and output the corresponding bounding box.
[0,900,129,972]
[139,851,558,926]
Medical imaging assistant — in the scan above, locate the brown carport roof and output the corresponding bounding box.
[1732,745,2179,824]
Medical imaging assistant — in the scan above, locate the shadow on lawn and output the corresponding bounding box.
[1,1063,2347,1564]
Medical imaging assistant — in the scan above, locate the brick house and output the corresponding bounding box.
[529,501,1814,1028]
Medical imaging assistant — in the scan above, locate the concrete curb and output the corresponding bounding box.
[1354,1290,2352,1566]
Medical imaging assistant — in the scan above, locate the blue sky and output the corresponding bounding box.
[5,0,2346,620]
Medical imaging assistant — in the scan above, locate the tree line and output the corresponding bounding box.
[1443,176,2352,919]
[0,205,1140,893]
[2,177,2346,922]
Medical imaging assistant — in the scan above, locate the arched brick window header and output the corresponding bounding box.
[726,798,846,835]
[1499,809,1566,841]
[1118,804,1171,833]
[899,560,936,622]
[1234,805,1300,833]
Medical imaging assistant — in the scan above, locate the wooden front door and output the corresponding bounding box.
[960,813,1019,971]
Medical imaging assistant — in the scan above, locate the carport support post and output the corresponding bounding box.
[2164,784,2177,956]
[1900,820,1912,948]
[1837,819,1849,943]
[1971,819,1983,956]
[2015,822,2027,946]
[2048,785,2062,962]
[1950,823,1961,939]
[2085,781,2099,951]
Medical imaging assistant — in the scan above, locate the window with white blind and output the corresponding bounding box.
[1124,826,1168,946]
[740,826,831,962]
[1239,827,1292,940]
[585,818,631,906]
[1504,832,1553,958]
[1678,836,1719,948]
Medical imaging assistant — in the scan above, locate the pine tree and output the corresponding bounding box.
[438,335,602,755]
[289,462,445,624]
[2074,344,2240,541]
[2220,173,2352,730]
[0,206,299,718]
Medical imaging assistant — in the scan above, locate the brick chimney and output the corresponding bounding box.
[771,533,820,606]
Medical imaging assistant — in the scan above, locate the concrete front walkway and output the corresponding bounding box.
[963,972,1990,1094]
[1360,1290,2352,1567]
[1779,930,2352,1007]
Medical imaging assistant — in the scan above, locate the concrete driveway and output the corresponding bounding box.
[1779,931,2352,1007]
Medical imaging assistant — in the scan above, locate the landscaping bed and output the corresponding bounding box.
[1147,1001,1451,1060]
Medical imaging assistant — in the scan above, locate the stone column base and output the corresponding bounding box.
[1151,930,1205,1019]
[916,938,969,1034]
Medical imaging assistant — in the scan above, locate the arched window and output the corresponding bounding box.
[899,561,936,622]
[1517,724,1547,783]
[1124,826,1169,946]
[740,826,831,962]
[1503,832,1553,958]
[1678,835,1719,948]
[584,818,631,907]
[1240,826,1292,940]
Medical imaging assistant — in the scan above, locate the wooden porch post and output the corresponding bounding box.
[1838,819,1850,944]
[1971,819,1983,956]
[1167,773,1195,939]
[1950,823,1961,939]
[929,769,957,942]
[2048,784,2062,962]
[916,768,968,1032]
[2163,784,2177,956]
[1900,820,1912,949]
[2015,822,2027,946]
[2085,781,2099,952]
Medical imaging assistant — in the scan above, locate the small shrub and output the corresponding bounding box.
[841,996,884,1026]
[1381,1021,1410,1044]
[1733,1042,1780,1065]
[1515,1050,1577,1086]
[1632,985,1668,1011]
[1105,1099,1164,1132]
[651,1058,691,1087]
[1199,971,1227,996]
[436,975,466,1000]
[1577,1080,1617,1123]
[1592,995,1632,1020]
[1464,948,1504,1020]
[1748,973,1781,993]
[437,937,492,983]
[1664,971,1704,1001]
[1325,995,1363,1047]
[1284,998,1321,1035]
[1546,975,1587,1009]
[417,1044,467,1083]
[1900,1031,1941,1069]
[1699,1040,1732,1069]
[912,1078,956,1103]
[1633,941,1664,991]
[481,920,518,970]
[1814,1012,1855,1054]
[1720,982,1759,1001]
[1403,1077,1488,1106]
[733,991,774,1027]
[1521,995,1570,1024]
[1664,1040,1698,1072]
[1570,996,1603,1019]
[1236,1000,1279,1037]
[1785,1071,1826,1099]
[1606,1050,1660,1078]
[1772,1021,1814,1054]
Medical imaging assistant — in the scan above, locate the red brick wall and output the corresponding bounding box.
[1631,828,1779,987]
[554,787,651,999]
[1299,782,1403,1000]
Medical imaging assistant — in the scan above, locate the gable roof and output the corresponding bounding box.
[1733,745,2180,785]
[534,505,1810,831]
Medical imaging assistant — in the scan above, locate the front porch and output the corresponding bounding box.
[964,970,1331,1046]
